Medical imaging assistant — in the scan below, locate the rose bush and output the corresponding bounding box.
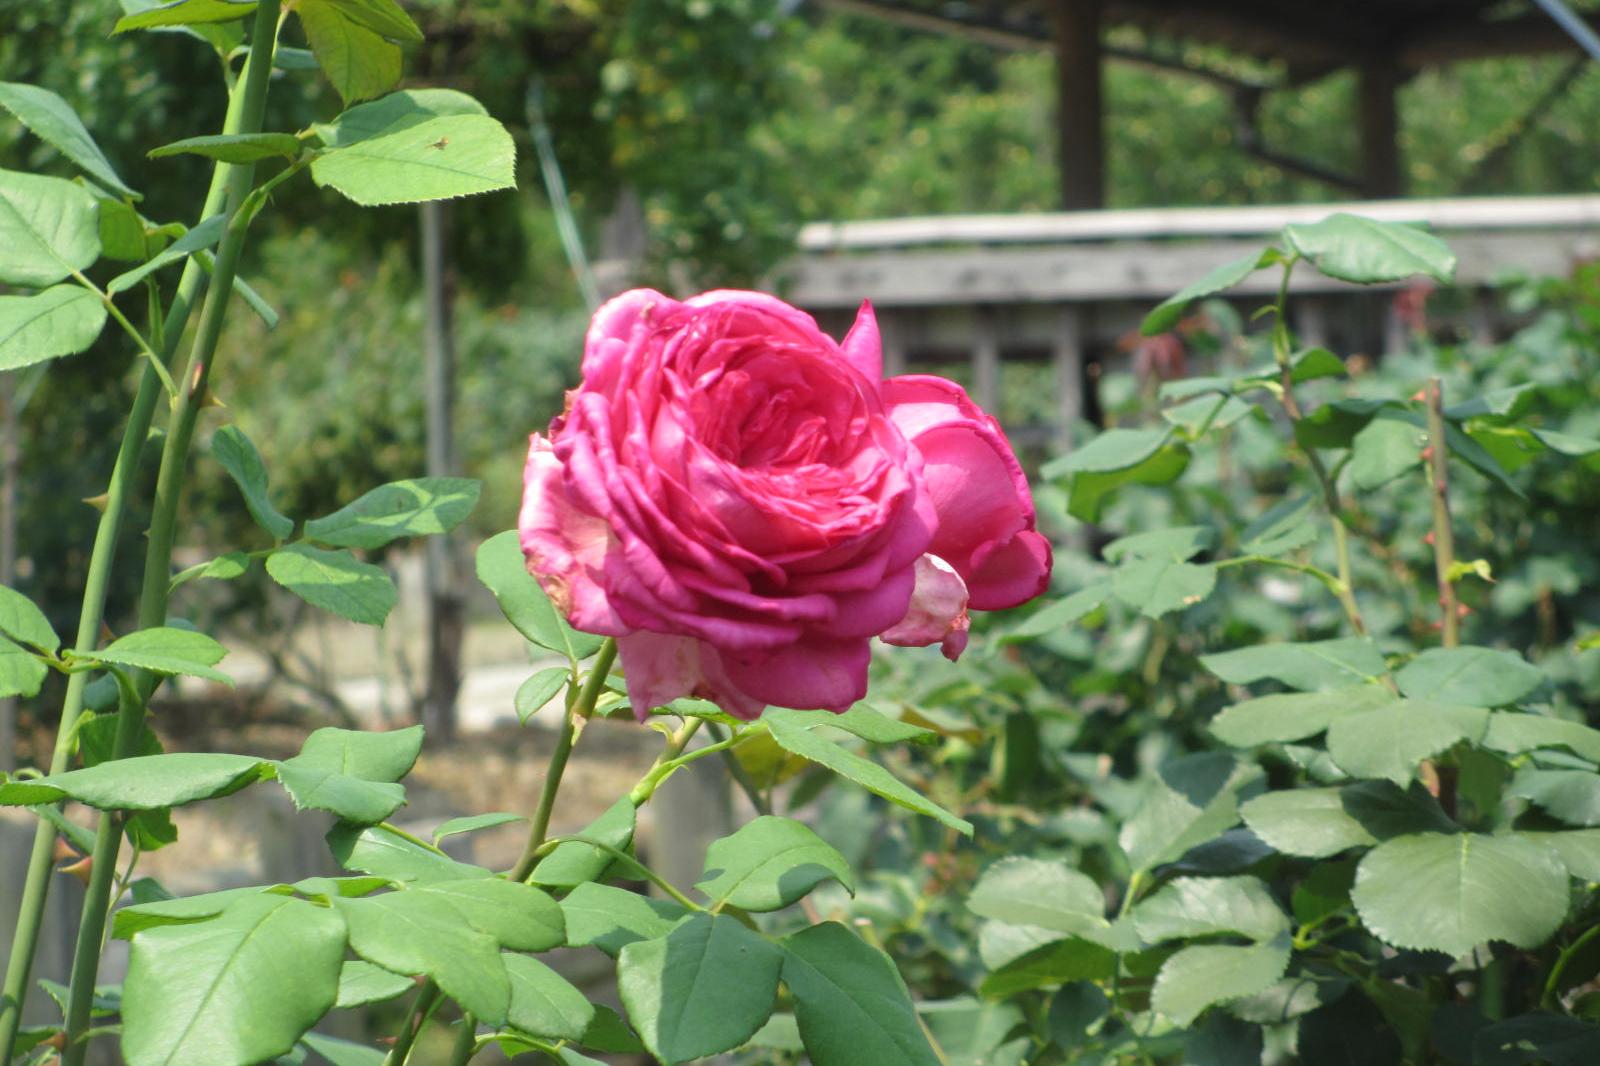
[520,289,1050,719]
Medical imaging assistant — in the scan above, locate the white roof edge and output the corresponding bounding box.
[795,195,1600,251]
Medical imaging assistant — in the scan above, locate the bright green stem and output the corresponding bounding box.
[58,6,283,1063]
[0,21,273,1058]
[389,641,618,1064]
[60,674,146,1064]
[1424,377,1460,647]
[447,1015,478,1066]
[510,638,617,882]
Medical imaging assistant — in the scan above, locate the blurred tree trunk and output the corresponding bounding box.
[419,201,464,743]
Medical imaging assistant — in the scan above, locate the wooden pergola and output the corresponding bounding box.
[820,0,1600,208]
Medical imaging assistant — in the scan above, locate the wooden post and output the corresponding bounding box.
[882,312,907,378]
[973,308,1001,414]
[419,202,464,743]
[1359,57,1403,199]
[1053,0,1105,210]
[1053,305,1084,454]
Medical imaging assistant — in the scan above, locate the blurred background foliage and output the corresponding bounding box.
[4,0,1600,657]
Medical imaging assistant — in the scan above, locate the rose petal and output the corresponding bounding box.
[519,434,624,635]
[880,554,971,659]
[616,631,704,721]
[965,528,1053,611]
[716,638,871,713]
[839,300,883,381]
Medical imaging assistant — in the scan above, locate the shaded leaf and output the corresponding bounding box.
[266,544,396,626]
[212,424,295,540]
[304,477,481,549]
[781,921,938,1066]
[0,81,135,197]
[695,815,854,912]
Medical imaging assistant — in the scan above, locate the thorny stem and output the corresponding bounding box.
[0,8,280,1056]
[627,725,752,806]
[1269,258,1379,646]
[58,7,285,1063]
[707,720,773,815]
[510,638,617,882]
[1542,922,1600,1008]
[1424,378,1460,648]
[382,983,443,1066]
[447,1013,478,1066]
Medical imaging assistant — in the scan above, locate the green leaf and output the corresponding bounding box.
[1150,936,1292,1027]
[0,585,58,653]
[272,726,422,824]
[0,752,265,809]
[1211,685,1393,747]
[299,1033,386,1066]
[1200,637,1388,691]
[1291,347,1347,382]
[1518,830,1600,880]
[1325,701,1489,785]
[0,82,136,197]
[316,88,488,147]
[476,530,605,660]
[1294,398,1392,450]
[618,913,783,1065]
[0,167,101,286]
[1002,584,1109,642]
[83,625,232,684]
[335,959,413,1008]
[298,0,402,105]
[115,0,258,33]
[1508,769,1600,826]
[326,822,492,884]
[919,998,1025,1066]
[305,478,481,549]
[1240,495,1319,556]
[1283,213,1456,284]
[105,213,226,295]
[506,954,596,1043]
[122,893,345,1066]
[311,114,516,206]
[432,811,524,844]
[1132,876,1288,944]
[0,636,47,699]
[1394,646,1544,706]
[967,857,1127,948]
[0,285,108,371]
[1446,384,1538,422]
[326,0,423,42]
[1141,250,1274,335]
[1491,712,1600,764]
[1103,525,1213,563]
[334,879,561,1025]
[978,938,1117,998]
[212,425,295,540]
[780,921,939,1066]
[196,251,279,327]
[767,711,972,835]
[1119,753,1261,874]
[532,796,636,888]
[97,196,148,260]
[561,882,693,956]
[113,885,280,938]
[170,550,252,589]
[1240,788,1376,858]
[695,815,854,912]
[1352,833,1568,956]
[515,667,569,724]
[1339,779,1457,838]
[149,132,303,164]
[1111,558,1216,618]
[1472,1013,1600,1066]
[266,544,396,625]
[1045,428,1191,523]
[1348,414,1426,491]
[1162,394,1255,436]
[766,705,934,746]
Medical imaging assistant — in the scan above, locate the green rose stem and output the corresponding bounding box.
[387,639,620,1065]
[60,7,285,1063]
[1267,258,1374,641]
[0,9,281,1057]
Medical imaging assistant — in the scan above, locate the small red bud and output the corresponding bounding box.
[1457,603,1472,618]
[1420,446,1434,462]
[1423,531,1436,545]
[1410,389,1427,402]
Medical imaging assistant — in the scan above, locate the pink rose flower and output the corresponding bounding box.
[520,289,1049,720]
